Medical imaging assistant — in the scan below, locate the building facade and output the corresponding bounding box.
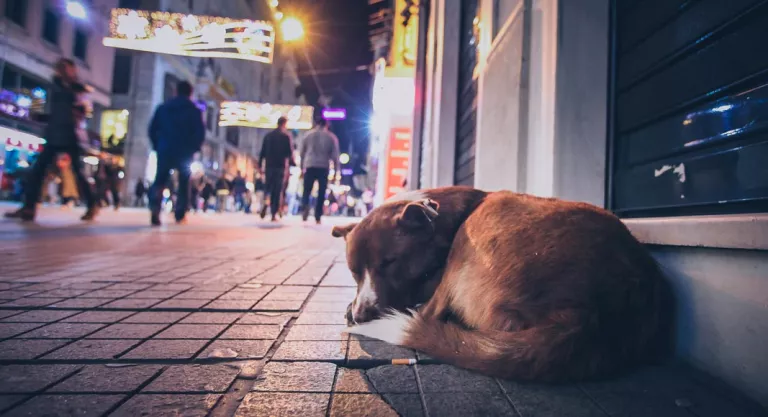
[0,0,118,196]
[111,0,302,196]
[406,0,768,408]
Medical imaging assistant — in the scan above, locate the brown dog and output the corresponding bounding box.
[332,186,671,382]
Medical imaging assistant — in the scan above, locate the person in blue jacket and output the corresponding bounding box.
[147,81,205,226]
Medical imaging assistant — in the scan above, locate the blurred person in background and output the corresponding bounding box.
[147,80,205,226]
[258,116,294,222]
[215,175,231,213]
[200,178,214,213]
[299,118,340,224]
[231,171,247,212]
[4,58,97,222]
[134,178,147,207]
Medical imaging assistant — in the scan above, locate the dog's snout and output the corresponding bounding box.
[352,303,380,324]
[345,302,354,326]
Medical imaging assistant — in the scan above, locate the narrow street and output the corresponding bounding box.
[0,207,760,416]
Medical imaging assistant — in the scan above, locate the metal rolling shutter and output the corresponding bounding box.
[609,0,768,217]
[454,0,480,186]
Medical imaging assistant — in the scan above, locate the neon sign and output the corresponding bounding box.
[102,9,275,63]
[322,108,346,120]
[218,101,314,130]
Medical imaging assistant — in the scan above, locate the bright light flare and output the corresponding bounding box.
[339,153,350,164]
[66,1,88,19]
[281,17,304,42]
[190,161,204,174]
[83,156,100,165]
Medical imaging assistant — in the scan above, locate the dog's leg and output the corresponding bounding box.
[418,285,452,321]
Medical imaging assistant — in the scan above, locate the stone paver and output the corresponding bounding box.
[143,364,240,393]
[252,362,337,392]
[49,365,163,393]
[43,339,142,360]
[0,207,761,417]
[0,365,81,393]
[121,339,209,360]
[273,341,348,361]
[111,394,221,417]
[329,393,401,417]
[236,393,330,417]
[2,394,124,417]
[0,339,71,360]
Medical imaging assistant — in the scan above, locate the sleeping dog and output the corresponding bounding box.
[332,186,671,382]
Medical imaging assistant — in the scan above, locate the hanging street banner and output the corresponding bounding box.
[103,9,275,63]
[218,101,315,130]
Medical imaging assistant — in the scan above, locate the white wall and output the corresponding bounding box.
[417,0,768,407]
[416,0,459,189]
[474,0,525,192]
[472,0,559,195]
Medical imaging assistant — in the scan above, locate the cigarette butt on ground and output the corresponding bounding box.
[391,358,417,365]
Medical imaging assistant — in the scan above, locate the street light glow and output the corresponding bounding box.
[66,1,88,19]
[281,17,304,41]
[339,153,350,164]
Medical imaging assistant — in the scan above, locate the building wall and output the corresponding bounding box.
[115,0,298,192]
[414,0,768,407]
[0,0,119,107]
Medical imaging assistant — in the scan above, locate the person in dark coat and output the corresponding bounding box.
[134,178,147,207]
[200,179,214,212]
[258,116,294,221]
[231,171,247,211]
[147,80,205,226]
[4,58,98,222]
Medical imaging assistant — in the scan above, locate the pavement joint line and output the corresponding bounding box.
[209,264,331,417]
[0,364,84,411]
[495,378,524,417]
[413,364,431,417]
[577,384,613,417]
[77,364,168,416]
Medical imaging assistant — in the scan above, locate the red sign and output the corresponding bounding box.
[384,126,411,200]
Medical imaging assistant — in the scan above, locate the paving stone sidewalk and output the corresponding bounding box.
[0,207,764,416]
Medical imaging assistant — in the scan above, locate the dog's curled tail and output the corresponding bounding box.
[345,310,618,382]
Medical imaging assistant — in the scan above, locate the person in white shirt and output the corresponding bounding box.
[299,118,340,224]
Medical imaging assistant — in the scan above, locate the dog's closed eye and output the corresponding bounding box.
[380,258,396,269]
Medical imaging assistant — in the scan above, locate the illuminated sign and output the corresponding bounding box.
[2,126,46,152]
[384,127,411,199]
[322,108,346,120]
[103,9,275,63]
[219,101,314,130]
[99,110,129,149]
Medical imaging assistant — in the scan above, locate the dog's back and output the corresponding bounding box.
[346,188,671,382]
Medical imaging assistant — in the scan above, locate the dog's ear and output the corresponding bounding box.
[332,223,357,239]
[398,198,439,230]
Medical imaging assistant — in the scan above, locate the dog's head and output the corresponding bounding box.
[333,198,445,324]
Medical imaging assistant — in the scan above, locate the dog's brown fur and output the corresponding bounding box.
[333,186,672,382]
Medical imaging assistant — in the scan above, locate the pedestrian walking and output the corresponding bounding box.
[4,58,98,222]
[134,178,147,207]
[215,176,231,213]
[147,80,205,226]
[299,118,340,224]
[253,174,265,214]
[231,171,247,211]
[103,157,121,210]
[190,177,201,213]
[201,179,214,213]
[258,116,294,222]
